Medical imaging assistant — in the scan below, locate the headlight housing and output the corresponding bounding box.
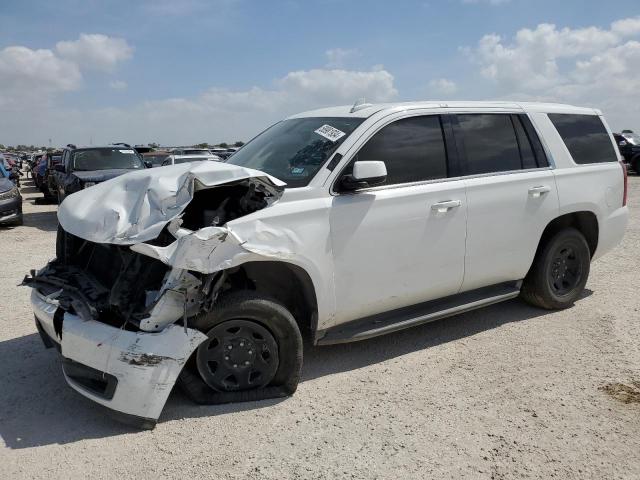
[83,182,96,189]
[0,187,20,200]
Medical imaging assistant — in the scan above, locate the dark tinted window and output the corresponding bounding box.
[548,114,617,164]
[228,117,364,188]
[355,115,447,185]
[457,114,521,174]
[512,115,537,169]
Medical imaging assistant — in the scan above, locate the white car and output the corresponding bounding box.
[161,154,222,166]
[26,101,628,428]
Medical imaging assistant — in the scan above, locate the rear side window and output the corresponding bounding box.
[512,116,537,169]
[456,114,521,174]
[548,114,618,164]
[354,115,448,185]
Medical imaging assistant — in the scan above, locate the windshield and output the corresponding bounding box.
[175,156,210,164]
[227,117,364,187]
[72,148,145,171]
[622,133,640,145]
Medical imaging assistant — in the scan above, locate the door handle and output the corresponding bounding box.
[528,185,551,198]
[431,200,462,213]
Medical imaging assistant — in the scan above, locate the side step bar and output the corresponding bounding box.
[317,281,522,345]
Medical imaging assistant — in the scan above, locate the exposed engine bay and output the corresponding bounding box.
[24,176,281,333]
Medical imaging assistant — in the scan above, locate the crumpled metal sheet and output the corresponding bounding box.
[57,161,285,245]
[130,220,302,273]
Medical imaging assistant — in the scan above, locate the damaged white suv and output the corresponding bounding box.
[25,101,628,428]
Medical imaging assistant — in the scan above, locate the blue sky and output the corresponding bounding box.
[1,0,640,145]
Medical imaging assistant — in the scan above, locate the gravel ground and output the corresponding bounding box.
[1,174,639,480]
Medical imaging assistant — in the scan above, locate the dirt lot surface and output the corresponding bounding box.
[1,175,639,480]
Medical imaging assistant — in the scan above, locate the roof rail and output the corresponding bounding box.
[112,142,132,148]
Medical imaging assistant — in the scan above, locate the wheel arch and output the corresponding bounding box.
[533,211,599,266]
[224,261,319,341]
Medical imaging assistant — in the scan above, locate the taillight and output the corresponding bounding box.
[621,161,628,207]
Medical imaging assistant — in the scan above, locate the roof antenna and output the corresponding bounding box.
[350,97,373,113]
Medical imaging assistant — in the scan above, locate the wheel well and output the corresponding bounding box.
[537,211,599,259]
[224,261,318,338]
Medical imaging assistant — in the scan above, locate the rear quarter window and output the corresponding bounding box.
[548,114,618,164]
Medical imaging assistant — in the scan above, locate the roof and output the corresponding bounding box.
[287,101,601,119]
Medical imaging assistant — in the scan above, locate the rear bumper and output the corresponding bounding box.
[593,206,629,260]
[31,289,207,427]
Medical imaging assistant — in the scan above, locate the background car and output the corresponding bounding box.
[52,145,148,203]
[614,131,640,174]
[160,154,222,166]
[142,150,171,167]
[0,167,23,226]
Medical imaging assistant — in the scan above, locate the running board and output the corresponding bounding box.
[317,281,522,345]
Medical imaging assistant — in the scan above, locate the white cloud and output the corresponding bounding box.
[56,34,133,72]
[466,17,640,128]
[0,33,132,111]
[0,46,81,108]
[429,78,457,95]
[325,48,359,68]
[611,17,640,36]
[0,67,398,145]
[109,80,128,90]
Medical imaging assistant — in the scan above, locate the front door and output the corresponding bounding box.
[329,114,468,326]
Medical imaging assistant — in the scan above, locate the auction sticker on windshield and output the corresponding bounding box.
[314,124,346,142]
[119,149,135,154]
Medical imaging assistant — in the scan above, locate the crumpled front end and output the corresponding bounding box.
[24,162,290,427]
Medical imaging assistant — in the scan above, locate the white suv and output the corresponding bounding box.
[26,101,629,428]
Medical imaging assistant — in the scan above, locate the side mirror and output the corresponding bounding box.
[144,160,152,168]
[54,164,65,173]
[341,160,387,191]
[619,140,628,147]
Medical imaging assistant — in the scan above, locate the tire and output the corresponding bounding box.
[179,290,303,404]
[521,227,591,310]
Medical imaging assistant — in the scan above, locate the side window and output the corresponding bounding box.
[456,114,521,175]
[548,114,618,164]
[354,115,448,186]
[512,115,538,169]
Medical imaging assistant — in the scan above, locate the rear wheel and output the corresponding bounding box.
[521,227,590,310]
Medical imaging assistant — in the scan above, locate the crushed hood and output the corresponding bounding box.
[58,161,286,245]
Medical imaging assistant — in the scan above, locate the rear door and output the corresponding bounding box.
[453,112,560,291]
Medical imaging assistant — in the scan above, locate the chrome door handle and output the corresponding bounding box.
[528,185,551,198]
[431,200,462,213]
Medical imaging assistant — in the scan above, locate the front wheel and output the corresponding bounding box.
[180,291,303,404]
[521,228,591,310]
